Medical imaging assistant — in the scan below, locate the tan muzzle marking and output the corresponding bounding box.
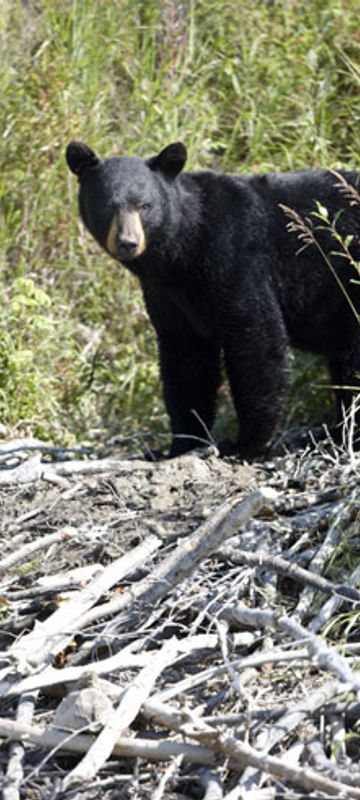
[106,210,146,258]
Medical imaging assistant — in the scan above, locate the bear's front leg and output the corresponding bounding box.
[158,335,221,457]
[223,299,289,460]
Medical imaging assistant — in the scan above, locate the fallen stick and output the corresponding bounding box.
[136,488,278,608]
[0,535,161,687]
[0,440,90,459]
[51,487,278,639]
[3,690,39,800]
[3,563,105,599]
[1,632,251,697]
[44,457,150,478]
[292,499,348,621]
[0,455,150,485]
[141,697,360,798]
[0,717,215,766]
[238,680,347,790]
[1,700,360,796]
[220,602,360,690]
[0,528,74,575]
[144,683,349,772]
[199,770,224,800]
[306,737,360,786]
[223,790,274,800]
[84,487,277,635]
[0,650,150,698]
[153,754,184,800]
[204,730,360,799]
[155,648,308,703]
[310,559,360,633]
[12,534,160,667]
[216,546,360,603]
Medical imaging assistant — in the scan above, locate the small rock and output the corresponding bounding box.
[54,678,113,732]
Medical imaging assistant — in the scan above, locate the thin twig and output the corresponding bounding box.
[3,690,39,800]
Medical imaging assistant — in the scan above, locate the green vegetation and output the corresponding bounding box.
[1,0,360,448]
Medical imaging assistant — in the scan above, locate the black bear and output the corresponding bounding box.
[66,141,360,458]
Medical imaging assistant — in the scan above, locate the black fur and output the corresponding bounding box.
[66,141,360,458]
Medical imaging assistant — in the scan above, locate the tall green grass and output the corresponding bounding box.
[1,0,360,446]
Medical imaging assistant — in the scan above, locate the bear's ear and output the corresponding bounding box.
[147,142,187,180]
[66,142,99,176]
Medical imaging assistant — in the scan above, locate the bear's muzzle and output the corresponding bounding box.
[106,209,146,261]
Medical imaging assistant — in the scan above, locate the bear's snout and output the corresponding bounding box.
[116,234,139,258]
[106,209,146,262]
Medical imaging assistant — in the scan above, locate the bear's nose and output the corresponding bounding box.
[117,235,138,255]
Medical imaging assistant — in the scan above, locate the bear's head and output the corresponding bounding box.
[66,141,187,264]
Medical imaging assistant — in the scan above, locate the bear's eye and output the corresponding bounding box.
[138,201,151,211]
[110,200,125,212]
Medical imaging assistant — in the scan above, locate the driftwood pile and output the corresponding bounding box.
[0,437,359,799]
